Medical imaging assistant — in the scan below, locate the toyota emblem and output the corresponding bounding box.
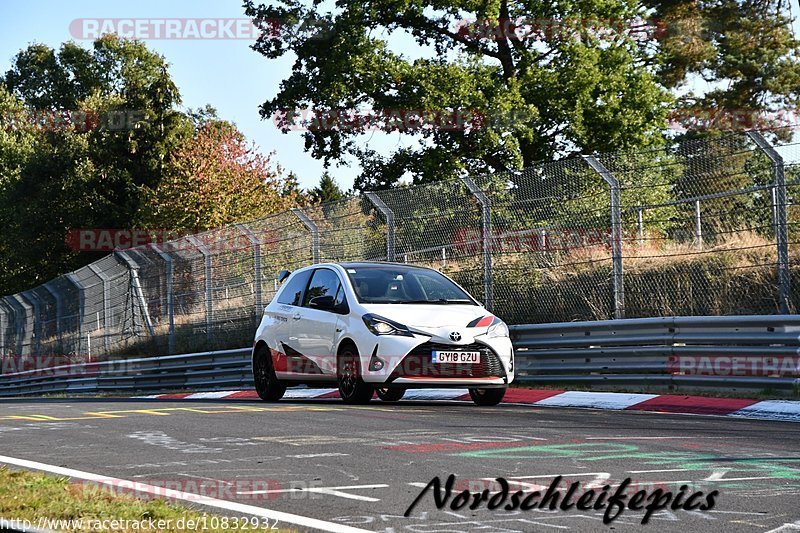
[449,331,462,342]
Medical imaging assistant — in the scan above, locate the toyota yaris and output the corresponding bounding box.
[251,262,514,405]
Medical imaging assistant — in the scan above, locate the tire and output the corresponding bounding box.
[469,387,506,406]
[253,346,287,402]
[337,344,373,404]
[376,388,405,402]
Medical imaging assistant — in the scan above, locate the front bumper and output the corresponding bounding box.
[361,334,514,386]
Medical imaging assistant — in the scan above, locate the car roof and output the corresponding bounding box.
[337,261,428,269]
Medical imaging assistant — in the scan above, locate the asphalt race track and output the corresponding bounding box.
[0,397,799,532]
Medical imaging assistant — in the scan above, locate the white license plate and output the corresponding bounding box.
[432,351,480,364]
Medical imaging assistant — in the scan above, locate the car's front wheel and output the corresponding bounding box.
[469,387,506,406]
[376,388,405,402]
[253,346,286,402]
[337,344,373,404]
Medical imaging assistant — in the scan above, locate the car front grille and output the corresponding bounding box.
[388,342,506,380]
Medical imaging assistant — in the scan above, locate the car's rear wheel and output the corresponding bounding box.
[376,388,405,402]
[253,346,286,402]
[469,387,506,406]
[337,344,373,404]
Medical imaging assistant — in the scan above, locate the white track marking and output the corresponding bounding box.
[238,483,389,502]
[534,391,658,410]
[0,454,372,533]
[764,520,800,532]
[182,391,235,399]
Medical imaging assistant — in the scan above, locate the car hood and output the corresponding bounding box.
[362,303,491,341]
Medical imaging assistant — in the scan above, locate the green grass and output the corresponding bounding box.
[0,466,296,532]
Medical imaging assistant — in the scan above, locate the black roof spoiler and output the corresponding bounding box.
[277,269,291,283]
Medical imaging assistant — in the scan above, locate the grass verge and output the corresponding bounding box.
[0,466,295,533]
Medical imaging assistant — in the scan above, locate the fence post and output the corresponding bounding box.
[747,131,791,314]
[42,282,63,347]
[186,235,213,346]
[150,244,175,354]
[65,273,85,356]
[0,301,5,357]
[87,264,112,353]
[291,208,320,264]
[114,251,155,337]
[460,176,493,311]
[583,155,625,319]
[235,224,263,316]
[637,209,644,247]
[694,200,703,248]
[364,192,396,262]
[22,291,42,356]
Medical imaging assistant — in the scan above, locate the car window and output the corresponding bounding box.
[302,268,342,307]
[346,265,476,304]
[276,270,312,306]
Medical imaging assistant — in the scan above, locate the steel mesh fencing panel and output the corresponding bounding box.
[601,133,780,317]
[202,226,258,350]
[371,179,485,304]
[29,285,57,355]
[71,264,104,356]
[124,246,172,354]
[94,254,135,354]
[302,197,385,263]
[46,275,82,356]
[244,210,314,305]
[476,159,616,324]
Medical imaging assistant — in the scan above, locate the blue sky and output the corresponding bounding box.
[0,0,367,191]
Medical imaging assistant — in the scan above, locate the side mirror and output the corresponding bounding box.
[309,295,336,310]
[277,270,291,283]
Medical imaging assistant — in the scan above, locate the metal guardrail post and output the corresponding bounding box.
[114,251,156,337]
[87,264,112,352]
[186,235,214,346]
[460,176,493,311]
[150,244,175,354]
[583,155,625,319]
[747,131,791,314]
[364,192,395,262]
[235,224,263,314]
[291,208,320,264]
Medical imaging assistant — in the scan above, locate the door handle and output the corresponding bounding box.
[292,313,302,320]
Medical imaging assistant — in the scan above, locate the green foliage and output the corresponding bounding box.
[650,0,800,141]
[136,119,301,231]
[0,36,295,295]
[309,172,344,203]
[244,0,672,190]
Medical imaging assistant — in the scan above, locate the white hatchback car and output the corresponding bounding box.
[252,262,514,405]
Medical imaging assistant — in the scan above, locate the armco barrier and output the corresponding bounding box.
[0,316,799,396]
[512,315,800,392]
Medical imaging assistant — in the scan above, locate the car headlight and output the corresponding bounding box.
[486,318,509,338]
[362,314,414,337]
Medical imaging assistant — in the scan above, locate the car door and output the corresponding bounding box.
[290,267,345,376]
[269,269,312,377]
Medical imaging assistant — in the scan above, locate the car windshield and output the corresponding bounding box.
[345,265,477,305]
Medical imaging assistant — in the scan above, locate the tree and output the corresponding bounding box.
[245,0,672,190]
[647,0,800,141]
[136,119,301,231]
[309,172,344,203]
